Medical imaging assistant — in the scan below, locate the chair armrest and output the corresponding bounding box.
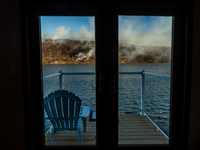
[80,106,90,118]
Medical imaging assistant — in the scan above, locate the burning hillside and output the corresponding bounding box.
[41,39,171,65]
[118,44,171,63]
[42,39,95,65]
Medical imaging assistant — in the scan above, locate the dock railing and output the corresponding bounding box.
[43,70,170,139]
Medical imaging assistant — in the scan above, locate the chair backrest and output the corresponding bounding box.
[44,90,82,131]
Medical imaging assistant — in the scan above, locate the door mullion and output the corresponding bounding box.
[96,5,118,148]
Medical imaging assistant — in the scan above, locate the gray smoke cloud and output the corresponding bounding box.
[118,16,172,62]
[119,44,171,63]
[119,16,172,47]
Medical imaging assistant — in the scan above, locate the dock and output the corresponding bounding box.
[45,114,168,145]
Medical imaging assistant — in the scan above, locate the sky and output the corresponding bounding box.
[41,16,95,42]
[41,16,172,47]
[119,16,172,47]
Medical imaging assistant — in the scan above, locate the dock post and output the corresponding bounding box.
[140,70,145,116]
[59,71,62,91]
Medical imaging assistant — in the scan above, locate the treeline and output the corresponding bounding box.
[42,40,95,65]
[41,40,171,65]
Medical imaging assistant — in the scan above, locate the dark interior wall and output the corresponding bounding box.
[0,0,200,150]
[0,0,26,150]
[188,0,200,149]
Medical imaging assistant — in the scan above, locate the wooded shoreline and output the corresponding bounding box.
[42,40,171,65]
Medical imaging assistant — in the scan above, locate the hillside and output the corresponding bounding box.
[41,39,171,65]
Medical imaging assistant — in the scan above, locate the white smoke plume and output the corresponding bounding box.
[49,26,70,40]
[89,17,95,28]
[41,32,49,43]
[75,47,95,62]
[75,26,95,42]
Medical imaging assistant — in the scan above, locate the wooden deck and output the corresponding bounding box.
[118,114,168,145]
[45,114,168,145]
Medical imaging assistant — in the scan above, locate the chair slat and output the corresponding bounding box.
[47,102,58,128]
[62,96,68,128]
[69,94,75,129]
[48,95,60,128]
[75,97,81,117]
[49,99,57,118]
[54,91,65,128]
[74,97,81,128]
[44,101,53,118]
[55,97,64,128]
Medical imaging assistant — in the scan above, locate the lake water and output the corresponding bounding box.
[43,63,171,136]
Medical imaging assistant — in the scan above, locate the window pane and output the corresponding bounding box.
[41,16,96,146]
[118,16,172,145]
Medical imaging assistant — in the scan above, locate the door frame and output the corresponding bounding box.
[21,1,192,150]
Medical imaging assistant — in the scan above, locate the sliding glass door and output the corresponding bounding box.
[41,16,96,146]
[26,2,188,149]
[118,15,172,145]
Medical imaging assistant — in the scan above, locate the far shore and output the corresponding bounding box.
[42,62,171,65]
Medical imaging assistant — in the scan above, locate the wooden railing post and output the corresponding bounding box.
[140,70,145,116]
[59,71,62,91]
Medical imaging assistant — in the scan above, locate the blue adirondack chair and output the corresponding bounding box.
[44,90,90,145]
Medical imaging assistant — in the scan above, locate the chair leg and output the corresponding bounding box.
[49,126,54,145]
[78,118,82,145]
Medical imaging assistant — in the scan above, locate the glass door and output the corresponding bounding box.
[118,15,172,145]
[26,3,187,149]
[40,16,96,146]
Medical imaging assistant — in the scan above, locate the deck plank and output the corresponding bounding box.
[45,114,168,145]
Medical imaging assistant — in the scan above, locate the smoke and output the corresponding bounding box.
[118,16,172,63]
[75,26,95,42]
[89,17,95,28]
[41,17,95,62]
[119,16,172,47]
[42,16,172,63]
[119,44,171,63]
[41,17,95,43]
[41,26,94,42]
[41,32,49,43]
[49,26,70,40]
[75,47,95,62]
